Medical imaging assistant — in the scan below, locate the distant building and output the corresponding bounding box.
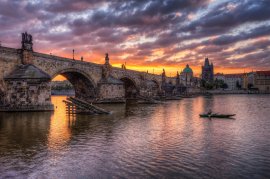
[192,77,201,88]
[247,72,256,87]
[242,73,248,89]
[254,71,270,93]
[224,74,243,90]
[214,73,225,81]
[51,80,73,90]
[214,71,270,92]
[214,73,243,90]
[201,58,214,82]
[176,64,201,94]
[180,64,193,87]
[243,72,256,90]
[51,80,75,95]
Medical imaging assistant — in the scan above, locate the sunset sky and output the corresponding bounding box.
[0,0,270,77]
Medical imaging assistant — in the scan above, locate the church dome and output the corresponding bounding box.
[183,64,193,73]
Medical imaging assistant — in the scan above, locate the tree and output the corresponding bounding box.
[248,83,253,89]
[214,79,226,89]
[221,83,228,89]
[214,78,218,89]
[201,79,206,88]
[205,81,214,90]
[236,81,241,89]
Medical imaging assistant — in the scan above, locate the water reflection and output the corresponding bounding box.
[0,112,51,152]
[0,95,269,178]
[48,96,73,151]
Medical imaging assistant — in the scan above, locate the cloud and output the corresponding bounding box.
[186,0,270,32]
[211,24,270,45]
[0,0,269,74]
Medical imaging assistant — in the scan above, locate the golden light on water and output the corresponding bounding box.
[47,96,74,151]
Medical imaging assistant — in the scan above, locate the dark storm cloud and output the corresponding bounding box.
[68,0,204,34]
[186,0,270,33]
[232,49,270,67]
[0,0,269,72]
[211,24,270,45]
[236,39,270,54]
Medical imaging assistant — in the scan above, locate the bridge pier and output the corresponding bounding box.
[97,77,125,103]
[2,64,54,111]
[96,53,126,103]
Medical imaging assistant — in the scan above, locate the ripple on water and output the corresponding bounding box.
[0,95,270,178]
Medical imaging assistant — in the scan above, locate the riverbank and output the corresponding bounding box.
[204,89,269,94]
[51,90,75,96]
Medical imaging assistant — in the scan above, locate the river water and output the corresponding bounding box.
[0,95,270,178]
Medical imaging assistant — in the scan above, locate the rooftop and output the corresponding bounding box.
[4,64,51,80]
[215,73,245,78]
[224,74,244,78]
[183,64,193,73]
[256,71,270,76]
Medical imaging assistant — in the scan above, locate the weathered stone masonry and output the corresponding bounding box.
[4,64,53,111]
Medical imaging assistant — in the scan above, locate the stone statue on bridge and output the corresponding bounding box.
[22,32,32,43]
[21,32,33,51]
[176,71,180,86]
[162,68,166,84]
[105,53,109,65]
[121,64,126,70]
[102,53,112,79]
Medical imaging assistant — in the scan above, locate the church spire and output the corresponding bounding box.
[205,57,210,66]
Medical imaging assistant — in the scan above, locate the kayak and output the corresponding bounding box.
[199,113,236,118]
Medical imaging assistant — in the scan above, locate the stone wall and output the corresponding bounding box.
[4,79,53,111]
[0,47,22,93]
[254,73,270,93]
[139,80,160,97]
[98,83,125,101]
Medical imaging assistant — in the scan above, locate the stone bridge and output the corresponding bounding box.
[0,33,178,111]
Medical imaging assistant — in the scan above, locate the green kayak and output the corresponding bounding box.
[200,113,236,118]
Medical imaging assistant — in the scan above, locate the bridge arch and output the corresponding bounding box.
[52,68,97,99]
[119,76,138,99]
[141,79,160,97]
